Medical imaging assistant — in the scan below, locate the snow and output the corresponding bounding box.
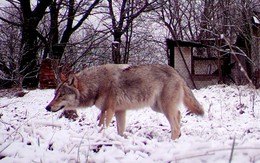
[253,16,260,25]
[1,84,260,162]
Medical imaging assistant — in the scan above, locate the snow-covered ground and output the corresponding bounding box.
[0,84,260,163]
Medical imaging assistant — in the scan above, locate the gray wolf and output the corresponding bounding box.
[46,64,204,139]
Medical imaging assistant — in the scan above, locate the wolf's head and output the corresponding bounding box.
[46,75,81,112]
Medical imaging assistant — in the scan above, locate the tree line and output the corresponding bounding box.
[0,0,259,88]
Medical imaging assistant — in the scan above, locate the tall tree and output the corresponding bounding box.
[0,6,22,88]
[106,0,157,64]
[19,0,52,87]
[46,0,101,61]
[155,0,201,41]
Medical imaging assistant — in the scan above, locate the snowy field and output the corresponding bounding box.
[0,84,260,163]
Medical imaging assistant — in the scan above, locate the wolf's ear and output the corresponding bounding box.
[68,75,79,88]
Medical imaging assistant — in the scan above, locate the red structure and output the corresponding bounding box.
[39,59,57,89]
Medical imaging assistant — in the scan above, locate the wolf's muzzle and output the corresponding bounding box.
[46,105,65,112]
[46,105,52,112]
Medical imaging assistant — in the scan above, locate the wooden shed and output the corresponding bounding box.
[166,39,230,89]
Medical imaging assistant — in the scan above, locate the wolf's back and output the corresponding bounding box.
[183,84,204,115]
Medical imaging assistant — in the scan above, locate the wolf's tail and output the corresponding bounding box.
[183,84,204,115]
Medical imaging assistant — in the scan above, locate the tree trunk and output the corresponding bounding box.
[19,0,52,88]
[112,41,121,64]
[112,31,122,64]
[19,27,39,88]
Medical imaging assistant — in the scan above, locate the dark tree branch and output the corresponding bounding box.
[72,0,101,32]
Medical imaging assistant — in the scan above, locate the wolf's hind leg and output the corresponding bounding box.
[164,109,181,140]
[160,96,182,139]
[115,110,126,136]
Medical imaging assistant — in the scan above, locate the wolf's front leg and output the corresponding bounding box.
[98,109,115,129]
[115,110,126,136]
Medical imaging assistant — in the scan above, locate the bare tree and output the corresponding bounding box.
[0,0,52,88]
[154,0,201,41]
[0,6,22,88]
[19,0,52,87]
[0,0,102,87]
[45,0,101,61]
[104,0,158,64]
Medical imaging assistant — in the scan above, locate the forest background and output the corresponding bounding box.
[0,0,259,88]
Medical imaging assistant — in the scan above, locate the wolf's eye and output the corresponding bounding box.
[59,92,66,97]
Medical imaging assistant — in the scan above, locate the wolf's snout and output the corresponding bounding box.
[46,105,51,112]
[46,105,65,112]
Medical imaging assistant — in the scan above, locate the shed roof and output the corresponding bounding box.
[166,39,203,48]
